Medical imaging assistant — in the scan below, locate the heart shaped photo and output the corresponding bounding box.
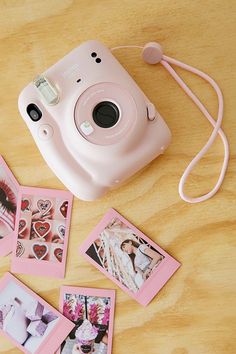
[21,199,30,212]
[33,221,51,239]
[16,241,25,257]
[59,201,68,218]
[54,247,63,262]
[58,225,65,240]
[37,199,52,215]
[32,242,49,260]
[18,219,27,234]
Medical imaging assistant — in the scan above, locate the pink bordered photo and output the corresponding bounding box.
[10,186,73,278]
[0,155,20,257]
[58,286,115,354]
[79,208,181,306]
[0,272,74,354]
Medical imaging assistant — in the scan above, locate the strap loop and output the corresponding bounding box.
[110,44,229,203]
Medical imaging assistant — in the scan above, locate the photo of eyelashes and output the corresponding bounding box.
[0,159,19,240]
[16,193,70,263]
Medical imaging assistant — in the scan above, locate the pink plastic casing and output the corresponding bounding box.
[18,40,171,201]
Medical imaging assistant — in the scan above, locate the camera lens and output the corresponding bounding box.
[26,104,42,122]
[92,101,119,128]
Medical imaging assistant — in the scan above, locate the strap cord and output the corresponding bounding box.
[111,44,229,203]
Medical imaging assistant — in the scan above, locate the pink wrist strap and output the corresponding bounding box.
[111,43,229,203]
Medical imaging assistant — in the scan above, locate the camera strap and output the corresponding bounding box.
[111,42,229,204]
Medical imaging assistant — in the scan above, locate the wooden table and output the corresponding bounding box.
[0,1,235,353]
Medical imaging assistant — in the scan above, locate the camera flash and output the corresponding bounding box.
[34,75,59,105]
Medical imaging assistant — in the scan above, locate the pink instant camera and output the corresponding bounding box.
[18,40,171,201]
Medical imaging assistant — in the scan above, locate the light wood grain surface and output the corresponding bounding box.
[0,1,236,353]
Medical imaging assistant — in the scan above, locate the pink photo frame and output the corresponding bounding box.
[0,272,74,354]
[79,208,181,306]
[58,286,115,354]
[11,186,73,278]
[0,155,20,257]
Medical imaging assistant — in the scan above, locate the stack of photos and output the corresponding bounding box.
[59,287,115,354]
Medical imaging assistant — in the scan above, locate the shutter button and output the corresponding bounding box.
[147,102,156,121]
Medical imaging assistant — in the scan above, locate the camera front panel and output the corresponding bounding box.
[74,82,138,145]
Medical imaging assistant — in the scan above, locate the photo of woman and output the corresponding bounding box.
[85,217,165,293]
[120,239,164,281]
[61,293,112,354]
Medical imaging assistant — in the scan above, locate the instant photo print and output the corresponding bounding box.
[80,209,181,306]
[0,273,74,354]
[11,186,73,278]
[0,155,20,257]
[59,286,115,354]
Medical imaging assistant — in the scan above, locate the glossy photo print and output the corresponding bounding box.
[0,273,74,354]
[0,156,20,256]
[11,186,73,278]
[59,286,115,354]
[80,209,181,306]
[85,220,165,293]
